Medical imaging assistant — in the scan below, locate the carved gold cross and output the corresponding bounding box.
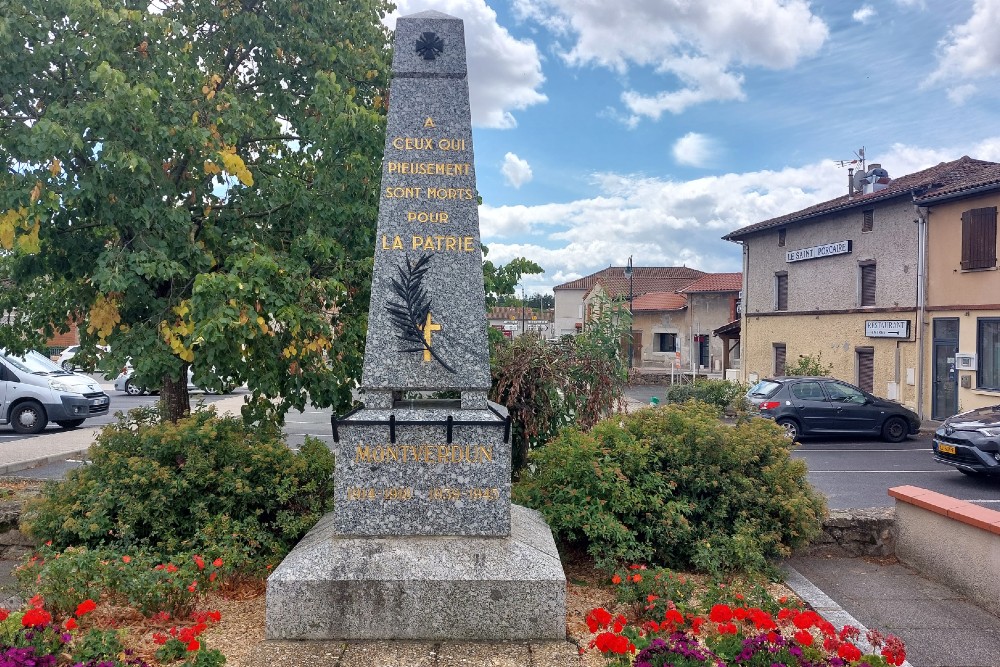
[422,312,441,362]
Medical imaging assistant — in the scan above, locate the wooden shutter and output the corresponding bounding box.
[774,344,786,376]
[862,209,874,232]
[961,207,998,270]
[857,348,874,393]
[860,264,876,306]
[776,274,788,311]
[778,229,786,247]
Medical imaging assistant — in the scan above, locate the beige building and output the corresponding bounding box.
[725,156,1000,420]
[487,306,553,339]
[554,267,739,372]
[916,172,1000,419]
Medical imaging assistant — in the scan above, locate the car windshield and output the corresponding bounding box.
[747,380,781,398]
[824,382,867,404]
[1,350,69,375]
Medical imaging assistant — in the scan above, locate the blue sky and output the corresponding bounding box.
[386,0,1000,294]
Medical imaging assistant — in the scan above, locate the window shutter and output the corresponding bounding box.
[776,274,788,311]
[860,264,876,306]
[774,344,786,376]
[857,348,874,393]
[862,209,874,232]
[962,207,998,270]
[778,229,786,247]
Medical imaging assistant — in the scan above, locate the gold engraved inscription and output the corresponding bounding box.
[354,444,494,464]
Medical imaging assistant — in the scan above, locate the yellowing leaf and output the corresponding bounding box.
[89,295,122,342]
[49,158,61,176]
[192,111,199,124]
[30,181,42,202]
[15,221,40,254]
[203,160,221,176]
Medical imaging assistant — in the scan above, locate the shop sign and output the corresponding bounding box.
[786,240,852,263]
[865,320,911,339]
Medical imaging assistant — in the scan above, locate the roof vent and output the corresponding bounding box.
[852,164,891,194]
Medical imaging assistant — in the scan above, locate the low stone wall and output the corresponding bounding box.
[800,507,896,558]
[889,485,1000,619]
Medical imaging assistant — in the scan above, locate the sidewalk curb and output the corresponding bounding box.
[0,448,91,476]
[781,563,913,667]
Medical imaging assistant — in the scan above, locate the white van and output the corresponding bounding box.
[0,349,111,434]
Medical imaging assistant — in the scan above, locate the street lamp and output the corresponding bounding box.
[623,256,634,369]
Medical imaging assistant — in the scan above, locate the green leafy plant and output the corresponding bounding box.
[662,379,750,415]
[491,295,630,472]
[513,402,826,573]
[784,353,833,377]
[20,408,334,572]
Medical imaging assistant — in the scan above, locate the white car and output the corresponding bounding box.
[56,345,109,371]
[112,367,234,396]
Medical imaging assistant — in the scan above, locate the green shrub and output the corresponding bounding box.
[513,402,825,573]
[784,352,833,377]
[662,379,749,414]
[21,407,334,572]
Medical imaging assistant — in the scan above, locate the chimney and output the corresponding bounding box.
[848,167,855,198]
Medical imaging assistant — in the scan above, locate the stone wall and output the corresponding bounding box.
[799,507,896,558]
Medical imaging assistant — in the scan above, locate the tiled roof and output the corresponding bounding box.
[724,156,1000,241]
[631,292,687,311]
[487,306,551,321]
[679,272,742,293]
[713,319,741,336]
[554,266,705,298]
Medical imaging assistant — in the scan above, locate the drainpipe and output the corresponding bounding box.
[741,241,749,383]
[915,206,929,421]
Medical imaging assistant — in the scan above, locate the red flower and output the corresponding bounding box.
[152,632,169,645]
[718,623,738,635]
[794,629,814,646]
[585,608,612,633]
[593,632,631,655]
[631,573,642,583]
[76,599,97,617]
[734,608,748,621]
[187,639,200,652]
[612,615,626,634]
[209,572,217,583]
[122,555,131,564]
[28,594,44,609]
[793,610,820,630]
[734,593,744,601]
[646,594,658,603]
[838,642,862,662]
[611,574,621,585]
[207,610,222,623]
[166,563,178,573]
[664,609,684,626]
[187,582,197,592]
[0,609,8,622]
[65,618,78,630]
[21,608,51,628]
[766,631,779,643]
[193,555,205,570]
[212,558,223,568]
[709,604,733,623]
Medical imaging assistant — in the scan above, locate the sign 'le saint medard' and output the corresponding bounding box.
[264,11,566,644]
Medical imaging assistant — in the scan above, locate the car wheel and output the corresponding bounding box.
[882,416,908,443]
[10,401,47,435]
[55,419,86,429]
[61,360,75,371]
[124,379,146,396]
[776,418,800,441]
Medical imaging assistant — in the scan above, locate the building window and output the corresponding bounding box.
[961,206,998,270]
[978,318,1000,390]
[862,209,874,233]
[657,333,677,352]
[860,263,876,307]
[775,272,788,311]
[856,347,874,393]
[774,343,786,376]
[778,229,786,247]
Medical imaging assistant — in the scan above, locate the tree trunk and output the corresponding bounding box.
[160,365,191,423]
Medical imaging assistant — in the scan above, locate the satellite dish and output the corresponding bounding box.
[853,170,870,190]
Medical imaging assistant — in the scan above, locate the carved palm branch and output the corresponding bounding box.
[386,254,455,373]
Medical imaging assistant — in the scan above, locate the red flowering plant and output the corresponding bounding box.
[150,609,225,666]
[584,565,906,667]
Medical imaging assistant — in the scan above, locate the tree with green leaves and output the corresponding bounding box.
[0,0,393,422]
[481,248,542,308]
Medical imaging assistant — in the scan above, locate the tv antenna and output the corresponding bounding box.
[835,147,866,172]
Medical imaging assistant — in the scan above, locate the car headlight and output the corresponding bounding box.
[976,427,1000,437]
[48,379,83,394]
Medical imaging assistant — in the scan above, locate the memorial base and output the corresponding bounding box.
[264,504,566,640]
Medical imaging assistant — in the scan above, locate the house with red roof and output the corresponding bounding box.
[724,155,1000,421]
[553,266,740,372]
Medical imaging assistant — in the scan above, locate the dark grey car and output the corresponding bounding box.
[932,405,1000,477]
[746,376,920,442]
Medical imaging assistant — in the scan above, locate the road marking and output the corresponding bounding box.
[808,470,951,473]
[799,448,932,452]
[968,499,1000,503]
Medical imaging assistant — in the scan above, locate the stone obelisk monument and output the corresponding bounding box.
[265,10,566,641]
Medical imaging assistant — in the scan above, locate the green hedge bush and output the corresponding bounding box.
[513,402,825,573]
[662,379,749,414]
[21,407,334,571]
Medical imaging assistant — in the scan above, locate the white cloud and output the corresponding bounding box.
[501,152,534,188]
[947,83,977,105]
[513,0,827,118]
[672,132,720,167]
[928,0,1000,84]
[480,140,1000,292]
[852,5,877,23]
[387,0,547,128]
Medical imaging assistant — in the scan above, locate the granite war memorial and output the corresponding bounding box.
[265,11,566,641]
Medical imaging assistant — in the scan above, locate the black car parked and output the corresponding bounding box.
[746,376,920,442]
[932,405,1000,477]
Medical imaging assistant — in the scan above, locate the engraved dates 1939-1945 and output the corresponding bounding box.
[345,486,500,502]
